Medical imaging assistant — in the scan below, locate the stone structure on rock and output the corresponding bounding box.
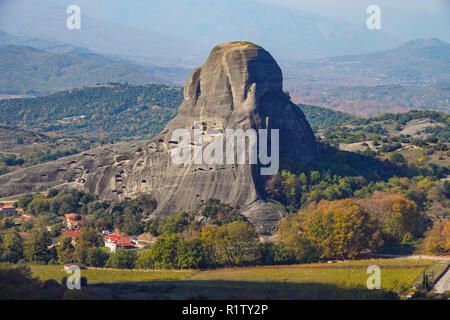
[0,41,319,232]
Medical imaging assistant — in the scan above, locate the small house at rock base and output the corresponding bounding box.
[0,205,18,218]
[103,234,137,252]
[64,213,82,230]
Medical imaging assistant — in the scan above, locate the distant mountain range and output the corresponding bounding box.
[0,0,399,65]
[284,38,450,116]
[284,38,450,87]
[0,44,169,95]
[0,30,80,54]
[296,83,450,117]
[0,29,193,95]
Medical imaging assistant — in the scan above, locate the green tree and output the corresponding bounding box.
[57,235,74,264]
[17,194,33,209]
[1,229,24,263]
[105,248,137,269]
[0,264,44,299]
[161,212,190,236]
[258,242,295,265]
[177,238,205,269]
[24,230,54,263]
[26,195,50,215]
[149,234,179,269]
[135,249,154,269]
[73,230,102,264]
[85,247,109,267]
[282,170,301,210]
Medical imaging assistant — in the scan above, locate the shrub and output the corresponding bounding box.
[389,153,405,163]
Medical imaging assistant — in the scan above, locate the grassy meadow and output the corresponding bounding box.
[29,259,438,300]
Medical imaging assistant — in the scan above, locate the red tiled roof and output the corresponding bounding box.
[0,205,15,209]
[67,220,81,226]
[63,230,81,237]
[18,232,29,238]
[116,241,136,247]
[64,213,79,219]
[104,234,131,241]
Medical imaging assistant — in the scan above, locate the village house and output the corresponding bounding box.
[103,234,137,252]
[62,229,81,245]
[64,213,82,230]
[0,205,18,218]
[63,230,81,237]
[18,232,29,240]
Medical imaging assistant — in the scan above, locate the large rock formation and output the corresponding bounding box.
[0,41,318,232]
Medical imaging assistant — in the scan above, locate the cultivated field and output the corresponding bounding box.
[30,259,437,300]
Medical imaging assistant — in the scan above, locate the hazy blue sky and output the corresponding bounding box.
[261,0,450,41]
[1,0,448,63]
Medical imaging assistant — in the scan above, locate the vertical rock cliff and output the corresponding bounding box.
[0,41,318,232]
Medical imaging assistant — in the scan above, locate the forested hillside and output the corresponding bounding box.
[0,83,183,139]
[0,45,166,95]
[298,104,355,129]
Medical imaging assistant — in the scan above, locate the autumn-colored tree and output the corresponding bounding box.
[278,211,318,263]
[264,175,283,200]
[281,199,382,260]
[424,220,450,255]
[201,222,259,266]
[362,192,425,242]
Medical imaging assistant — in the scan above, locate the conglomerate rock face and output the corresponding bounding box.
[0,41,319,232]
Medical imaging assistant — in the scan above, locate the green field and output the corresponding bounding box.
[30,259,436,300]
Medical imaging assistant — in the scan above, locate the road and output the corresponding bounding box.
[365,253,450,261]
[434,266,450,294]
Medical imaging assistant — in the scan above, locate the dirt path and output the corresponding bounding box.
[434,266,450,293]
[365,253,450,261]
